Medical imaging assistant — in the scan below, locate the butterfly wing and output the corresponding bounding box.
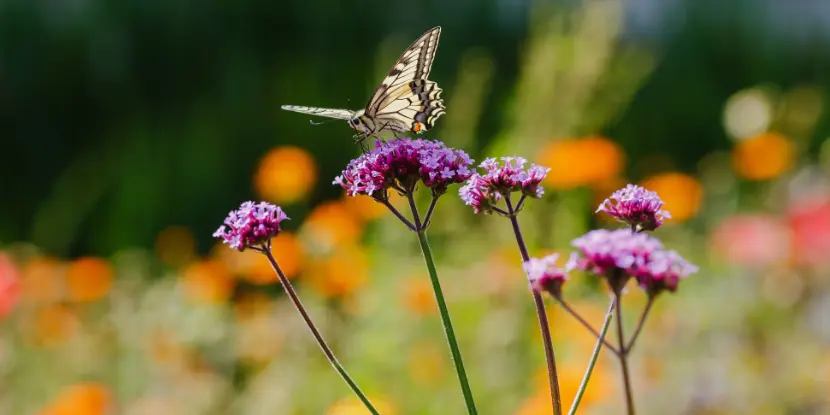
[364,27,445,133]
[281,105,354,120]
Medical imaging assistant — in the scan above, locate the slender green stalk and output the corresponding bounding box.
[416,230,479,415]
[615,293,636,415]
[506,197,562,415]
[567,297,615,415]
[626,297,654,352]
[261,248,381,415]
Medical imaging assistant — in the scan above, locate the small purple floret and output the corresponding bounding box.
[570,229,696,296]
[334,138,474,198]
[523,253,571,298]
[213,201,289,251]
[459,157,551,214]
[634,249,698,296]
[596,184,671,232]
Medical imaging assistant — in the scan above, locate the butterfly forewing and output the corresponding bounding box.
[280,105,354,120]
[365,27,442,116]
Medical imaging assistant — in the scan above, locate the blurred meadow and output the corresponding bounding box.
[3,0,830,414]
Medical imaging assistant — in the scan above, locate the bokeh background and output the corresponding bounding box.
[3,0,830,413]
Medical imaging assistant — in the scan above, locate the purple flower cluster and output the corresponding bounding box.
[213,201,289,251]
[459,157,550,214]
[635,249,698,296]
[597,184,671,232]
[570,229,696,296]
[523,253,571,298]
[334,138,474,198]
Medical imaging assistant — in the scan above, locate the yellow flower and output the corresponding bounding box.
[65,257,113,303]
[254,146,318,203]
[154,226,196,268]
[539,136,625,190]
[306,245,369,299]
[38,382,112,415]
[326,396,396,415]
[181,259,235,304]
[732,131,795,180]
[640,172,703,222]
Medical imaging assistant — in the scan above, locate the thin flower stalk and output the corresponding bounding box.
[567,297,615,415]
[214,201,381,415]
[459,156,561,415]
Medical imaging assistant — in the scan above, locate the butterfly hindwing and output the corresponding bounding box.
[373,80,445,133]
[280,105,354,120]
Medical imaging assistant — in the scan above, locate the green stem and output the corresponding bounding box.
[506,196,562,415]
[567,297,615,415]
[615,293,636,415]
[261,248,381,415]
[416,230,479,415]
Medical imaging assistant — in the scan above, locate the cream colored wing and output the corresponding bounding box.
[281,105,354,120]
[365,26,442,118]
[372,80,445,133]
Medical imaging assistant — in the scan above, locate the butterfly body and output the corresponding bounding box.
[282,27,445,145]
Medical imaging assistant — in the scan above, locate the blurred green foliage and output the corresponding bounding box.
[3,0,830,256]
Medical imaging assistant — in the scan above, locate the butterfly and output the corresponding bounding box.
[281,26,445,148]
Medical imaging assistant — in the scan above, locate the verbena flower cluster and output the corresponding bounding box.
[213,201,289,251]
[334,138,474,198]
[523,253,571,298]
[459,157,550,214]
[570,229,697,296]
[596,184,671,232]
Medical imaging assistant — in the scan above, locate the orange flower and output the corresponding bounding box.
[38,382,112,415]
[302,201,363,253]
[233,292,274,320]
[21,256,64,304]
[154,226,196,268]
[402,277,435,316]
[342,193,388,222]
[214,232,303,285]
[639,172,703,222]
[29,304,79,347]
[326,396,396,415]
[254,146,318,204]
[539,136,625,190]
[522,358,613,414]
[408,342,446,384]
[732,132,795,180]
[513,392,550,415]
[306,245,369,298]
[181,259,235,304]
[341,191,406,222]
[65,257,113,303]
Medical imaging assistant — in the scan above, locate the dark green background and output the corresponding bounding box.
[2,0,828,256]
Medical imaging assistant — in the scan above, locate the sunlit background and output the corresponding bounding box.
[3,0,830,413]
